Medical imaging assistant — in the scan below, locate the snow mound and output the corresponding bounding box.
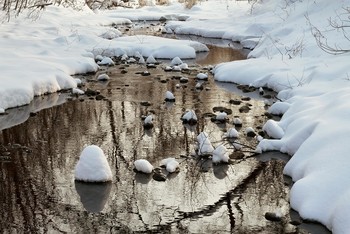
[263,119,284,139]
[197,132,214,155]
[225,127,239,138]
[74,145,113,182]
[212,145,229,163]
[160,157,179,173]
[134,159,153,174]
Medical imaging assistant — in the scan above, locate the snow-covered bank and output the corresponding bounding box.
[0,5,206,111]
[211,1,350,233]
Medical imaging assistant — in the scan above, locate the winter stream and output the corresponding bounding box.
[0,22,330,233]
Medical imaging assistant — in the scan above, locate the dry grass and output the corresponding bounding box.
[178,0,198,9]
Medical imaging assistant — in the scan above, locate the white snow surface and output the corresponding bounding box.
[2,0,350,232]
[74,145,113,182]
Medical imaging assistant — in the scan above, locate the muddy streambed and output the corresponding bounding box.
[0,26,330,233]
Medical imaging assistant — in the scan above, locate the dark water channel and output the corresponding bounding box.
[0,23,330,234]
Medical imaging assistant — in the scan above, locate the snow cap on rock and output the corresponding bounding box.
[74,145,113,182]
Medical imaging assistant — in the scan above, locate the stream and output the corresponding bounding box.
[0,22,331,234]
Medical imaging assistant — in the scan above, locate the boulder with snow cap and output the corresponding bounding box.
[212,144,230,164]
[74,145,113,182]
[181,109,197,125]
[143,115,154,129]
[134,159,154,174]
[165,91,175,102]
[160,157,180,173]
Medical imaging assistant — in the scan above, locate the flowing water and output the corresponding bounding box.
[0,22,330,234]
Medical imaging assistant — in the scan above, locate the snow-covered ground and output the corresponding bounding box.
[1,0,350,233]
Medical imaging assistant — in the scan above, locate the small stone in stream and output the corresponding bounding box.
[153,168,166,181]
[258,131,265,137]
[264,112,274,119]
[29,112,37,117]
[241,96,251,101]
[239,105,251,113]
[140,101,152,106]
[229,99,241,105]
[95,94,105,101]
[263,94,273,99]
[147,64,157,69]
[212,107,232,115]
[290,220,302,226]
[121,69,128,74]
[142,71,151,76]
[265,212,282,222]
[85,88,100,96]
[229,151,245,160]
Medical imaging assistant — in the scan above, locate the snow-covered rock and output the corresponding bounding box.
[165,91,175,102]
[97,73,110,81]
[181,109,197,124]
[245,127,256,137]
[263,119,284,139]
[215,112,228,122]
[197,132,214,156]
[196,72,208,80]
[212,145,230,164]
[160,157,179,173]
[134,159,153,174]
[268,102,291,116]
[74,145,113,182]
[143,115,154,129]
[146,55,157,64]
[171,56,183,66]
[97,57,115,66]
[225,127,239,138]
[233,117,242,127]
[72,88,84,95]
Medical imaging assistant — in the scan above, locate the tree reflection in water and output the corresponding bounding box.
[0,62,306,233]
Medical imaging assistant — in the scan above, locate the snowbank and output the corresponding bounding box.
[0,5,207,111]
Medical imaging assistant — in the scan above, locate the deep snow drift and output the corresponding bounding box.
[1,0,350,232]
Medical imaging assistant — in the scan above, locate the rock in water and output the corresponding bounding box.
[134,159,154,174]
[74,145,113,182]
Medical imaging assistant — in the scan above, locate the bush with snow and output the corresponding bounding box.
[74,145,113,182]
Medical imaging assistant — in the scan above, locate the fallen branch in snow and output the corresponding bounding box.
[306,12,350,55]
[28,3,52,9]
